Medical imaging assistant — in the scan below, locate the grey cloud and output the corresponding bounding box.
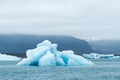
[0,0,120,40]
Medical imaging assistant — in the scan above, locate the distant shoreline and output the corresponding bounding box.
[2,53,120,58]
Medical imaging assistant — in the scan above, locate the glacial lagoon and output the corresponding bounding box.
[0,58,120,80]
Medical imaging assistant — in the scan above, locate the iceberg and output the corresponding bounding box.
[0,53,21,61]
[83,53,120,59]
[99,54,114,58]
[112,56,120,59]
[82,53,100,59]
[17,40,94,66]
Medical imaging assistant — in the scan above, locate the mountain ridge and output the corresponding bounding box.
[89,40,120,54]
[0,35,94,57]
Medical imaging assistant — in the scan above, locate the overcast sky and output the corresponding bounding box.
[0,0,120,40]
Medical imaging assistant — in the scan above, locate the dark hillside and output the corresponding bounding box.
[89,40,120,54]
[0,35,94,57]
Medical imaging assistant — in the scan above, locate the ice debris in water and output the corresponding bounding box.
[17,40,94,66]
[0,53,21,61]
[83,53,120,59]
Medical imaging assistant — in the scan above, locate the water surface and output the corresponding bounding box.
[0,59,120,80]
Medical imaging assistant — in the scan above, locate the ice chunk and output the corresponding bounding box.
[99,54,114,58]
[0,53,21,61]
[60,51,94,66]
[17,40,94,66]
[39,51,56,66]
[112,56,120,59]
[83,53,119,59]
[83,53,100,59]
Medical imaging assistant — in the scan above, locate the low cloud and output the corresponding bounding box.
[0,0,120,40]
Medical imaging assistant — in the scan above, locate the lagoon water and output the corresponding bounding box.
[0,59,120,80]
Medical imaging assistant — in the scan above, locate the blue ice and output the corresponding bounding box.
[17,40,94,66]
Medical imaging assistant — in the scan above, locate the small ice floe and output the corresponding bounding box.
[83,53,120,59]
[82,53,100,59]
[0,53,21,61]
